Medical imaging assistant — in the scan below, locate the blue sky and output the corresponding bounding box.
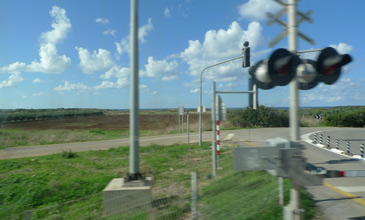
[0,0,364,109]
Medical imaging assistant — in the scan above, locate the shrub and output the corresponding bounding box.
[61,149,79,159]
[228,106,289,128]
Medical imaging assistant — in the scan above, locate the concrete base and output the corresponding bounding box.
[103,177,152,217]
[283,205,305,220]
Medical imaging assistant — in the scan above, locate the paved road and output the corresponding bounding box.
[1,127,365,219]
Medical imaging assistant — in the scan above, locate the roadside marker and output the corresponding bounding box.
[347,141,351,154]
[216,120,220,156]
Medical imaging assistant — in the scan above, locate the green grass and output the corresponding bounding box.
[0,129,162,149]
[0,143,317,219]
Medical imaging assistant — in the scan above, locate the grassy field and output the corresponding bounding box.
[0,142,316,219]
[0,108,321,219]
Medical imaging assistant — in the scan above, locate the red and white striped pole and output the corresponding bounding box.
[216,120,220,168]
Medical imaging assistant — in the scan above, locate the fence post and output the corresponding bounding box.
[279,177,284,206]
[187,110,189,144]
[25,210,32,220]
[191,172,198,220]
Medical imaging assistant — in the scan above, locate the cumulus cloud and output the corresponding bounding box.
[27,6,71,73]
[54,81,91,93]
[75,47,115,74]
[32,78,45,83]
[0,6,71,88]
[96,18,109,24]
[180,21,263,81]
[330,42,353,54]
[301,77,362,104]
[237,0,281,21]
[115,18,154,57]
[141,56,180,81]
[32,92,46,97]
[164,8,171,17]
[103,29,117,36]
[0,72,24,88]
[96,66,129,89]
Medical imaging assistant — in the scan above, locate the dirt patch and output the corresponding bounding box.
[0,114,212,131]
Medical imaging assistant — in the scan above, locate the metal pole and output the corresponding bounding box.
[249,77,253,108]
[288,0,302,219]
[178,110,180,133]
[129,0,140,178]
[199,55,244,146]
[212,81,217,176]
[181,112,184,133]
[191,172,198,220]
[253,84,258,110]
[187,110,190,144]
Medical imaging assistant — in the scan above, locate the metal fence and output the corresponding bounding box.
[5,144,283,220]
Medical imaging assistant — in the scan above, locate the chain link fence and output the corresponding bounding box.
[4,144,284,220]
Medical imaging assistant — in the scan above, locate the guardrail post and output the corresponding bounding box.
[347,141,350,154]
[319,134,323,145]
[360,144,364,159]
[327,136,330,148]
[336,138,339,150]
[313,133,317,144]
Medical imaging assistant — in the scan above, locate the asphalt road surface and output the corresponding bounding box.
[1,127,365,219]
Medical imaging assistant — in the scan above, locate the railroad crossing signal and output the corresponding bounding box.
[242,41,250,68]
[249,47,353,90]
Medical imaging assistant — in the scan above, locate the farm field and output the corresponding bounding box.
[0,110,212,148]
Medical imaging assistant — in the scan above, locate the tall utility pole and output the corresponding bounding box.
[129,0,140,180]
[288,0,301,219]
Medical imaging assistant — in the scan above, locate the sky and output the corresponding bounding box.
[0,0,364,109]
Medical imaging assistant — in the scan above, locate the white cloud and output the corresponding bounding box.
[139,19,154,43]
[151,91,157,95]
[32,92,45,97]
[180,21,263,81]
[27,6,71,73]
[96,18,109,24]
[190,88,199,94]
[75,47,115,74]
[139,84,148,89]
[103,29,117,36]
[237,0,281,21]
[96,66,129,89]
[54,81,91,93]
[115,18,154,57]
[330,42,353,54]
[0,72,24,88]
[164,8,171,17]
[300,77,362,105]
[141,56,180,81]
[0,6,71,88]
[32,78,45,83]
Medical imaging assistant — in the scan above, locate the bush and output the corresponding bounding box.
[61,149,79,159]
[228,106,289,128]
[324,111,365,127]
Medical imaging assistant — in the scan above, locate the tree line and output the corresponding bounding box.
[0,108,104,123]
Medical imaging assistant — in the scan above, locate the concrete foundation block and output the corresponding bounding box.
[103,177,152,217]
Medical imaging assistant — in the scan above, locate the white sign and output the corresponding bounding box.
[197,106,206,113]
[179,106,184,116]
